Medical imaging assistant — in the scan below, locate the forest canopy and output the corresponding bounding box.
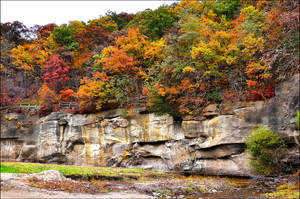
[1,0,299,117]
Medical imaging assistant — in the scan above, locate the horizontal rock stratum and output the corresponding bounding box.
[1,74,299,177]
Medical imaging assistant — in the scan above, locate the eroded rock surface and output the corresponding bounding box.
[1,74,299,176]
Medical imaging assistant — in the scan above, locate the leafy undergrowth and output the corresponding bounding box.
[265,184,300,199]
[0,162,172,182]
[25,177,112,194]
[265,170,300,199]
[23,174,242,197]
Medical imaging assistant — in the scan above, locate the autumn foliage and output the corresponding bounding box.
[3,0,299,117]
[41,54,69,90]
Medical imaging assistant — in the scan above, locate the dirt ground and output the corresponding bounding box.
[1,170,281,199]
[0,173,153,198]
[1,190,153,199]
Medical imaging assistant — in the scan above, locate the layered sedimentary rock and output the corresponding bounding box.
[1,74,299,176]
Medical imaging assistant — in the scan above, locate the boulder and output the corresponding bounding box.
[24,170,67,182]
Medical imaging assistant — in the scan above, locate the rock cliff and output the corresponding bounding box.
[1,74,299,176]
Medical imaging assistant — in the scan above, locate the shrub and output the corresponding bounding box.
[246,126,286,175]
[149,94,181,120]
[296,111,300,129]
[207,89,222,102]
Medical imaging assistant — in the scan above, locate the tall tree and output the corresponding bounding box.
[0,21,29,45]
[41,53,70,93]
[128,6,178,39]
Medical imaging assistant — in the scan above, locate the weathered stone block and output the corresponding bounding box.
[192,153,253,176]
[182,121,207,138]
[195,144,245,159]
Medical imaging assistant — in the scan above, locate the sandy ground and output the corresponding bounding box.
[0,173,153,198]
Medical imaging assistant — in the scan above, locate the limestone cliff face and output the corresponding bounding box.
[1,74,299,176]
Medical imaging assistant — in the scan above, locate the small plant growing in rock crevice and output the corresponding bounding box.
[246,126,286,176]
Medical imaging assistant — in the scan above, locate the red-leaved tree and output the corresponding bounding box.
[41,53,69,93]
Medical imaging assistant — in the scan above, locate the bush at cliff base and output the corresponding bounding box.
[246,126,286,176]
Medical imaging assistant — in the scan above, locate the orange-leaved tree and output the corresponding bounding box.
[147,2,274,116]
[91,28,165,106]
[76,72,116,112]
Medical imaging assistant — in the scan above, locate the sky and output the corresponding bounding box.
[1,1,177,27]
